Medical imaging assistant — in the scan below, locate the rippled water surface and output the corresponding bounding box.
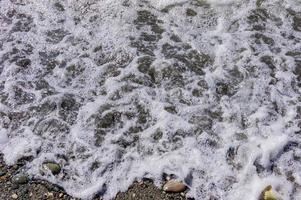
[0,0,301,199]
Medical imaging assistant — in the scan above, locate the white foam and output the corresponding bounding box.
[150,0,188,9]
[206,0,237,5]
[0,129,8,146]
[0,0,300,199]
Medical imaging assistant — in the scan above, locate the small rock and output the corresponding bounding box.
[46,192,54,198]
[59,193,64,198]
[11,193,18,199]
[54,2,65,11]
[12,174,29,185]
[260,185,277,200]
[0,169,6,176]
[163,180,186,193]
[42,162,61,175]
[186,8,197,17]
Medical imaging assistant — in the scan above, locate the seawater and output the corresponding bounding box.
[0,0,301,199]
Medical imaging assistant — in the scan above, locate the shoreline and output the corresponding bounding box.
[0,154,188,200]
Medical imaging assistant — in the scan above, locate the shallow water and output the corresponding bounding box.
[0,0,301,199]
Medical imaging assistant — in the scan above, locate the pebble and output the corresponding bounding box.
[11,193,18,199]
[47,192,54,197]
[59,193,64,198]
[260,185,277,200]
[163,180,186,193]
[42,162,61,175]
[12,174,29,185]
[0,169,6,176]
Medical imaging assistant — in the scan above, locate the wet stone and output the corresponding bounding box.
[39,51,60,71]
[94,129,106,147]
[139,32,159,42]
[15,58,31,68]
[2,45,33,67]
[252,24,266,31]
[113,137,135,149]
[162,43,180,58]
[170,34,182,43]
[235,132,248,141]
[137,56,154,74]
[247,8,269,24]
[33,101,57,116]
[90,161,101,171]
[192,88,203,97]
[216,82,230,96]
[186,8,197,17]
[134,10,158,26]
[260,56,275,70]
[121,84,137,93]
[259,185,277,200]
[253,33,275,46]
[65,64,85,78]
[227,67,244,85]
[197,79,208,89]
[162,44,211,75]
[12,174,29,185]
[128,126,143,134]
[162,66,184,88]
[163,180,186,193]
[189,115,213,130]
[39,51,60,62]
[132,10,164,56]
[226,147,237,164]
[60,95,77,111]
[58,94,80,124]
[288,9,301,32]
[93,45,102,52]
[256,0,265,7]
[130,40,155,56]
[11,194,18,199]
[0,168,6,176]
[95,111,122,129]
[34,80,56,97]
[286,171,295,182]
[137,104,150,124]
[11,15,33,32]
[164,106,177,114]
[42,162,61,175]
[54,2,65,11]
[13,86,35,105]
[34,118,70,137]
[292,16,301,31]
[285,51,301,57]
[152,129,163,141]
[89,15,99,23]
[46,29,69,44]
[151,24,164,35]
[253,158,265,174]
[104,65,121,78]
